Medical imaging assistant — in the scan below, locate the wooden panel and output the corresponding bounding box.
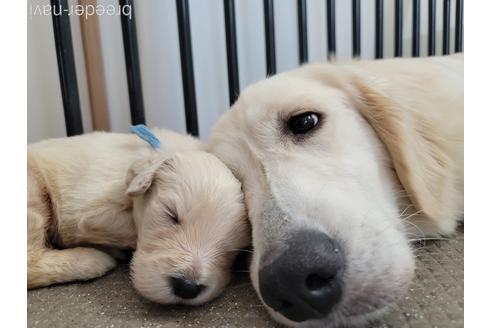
[79,0,110,131]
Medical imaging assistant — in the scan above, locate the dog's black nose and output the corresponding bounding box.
[259,230,345,322]
[170,277,205,299]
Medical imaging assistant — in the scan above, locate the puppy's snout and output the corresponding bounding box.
[170,277,205,299]
[258,230,345,322]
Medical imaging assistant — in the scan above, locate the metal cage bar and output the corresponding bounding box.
[120,0,146,125]
[428,0,436,56]
[394,0,403,57]
[443,0,451,55]
[352,0,360,58]
[412,0,421,57]
[326,0,336,60]
[297,0,308,64]
[224,0,240,106]
[176,0,199,136]
[263,0,276,75]
[455,0,463,52]
[375,0,384,59]
[51,0,83,136]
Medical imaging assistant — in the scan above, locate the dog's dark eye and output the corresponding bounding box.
[288,112,319,134]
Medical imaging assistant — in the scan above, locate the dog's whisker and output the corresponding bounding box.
[402,221,427,245]
[401,209,424,221]
[408,236,451,242]
[230,248,254,254]
[399,204,413,217]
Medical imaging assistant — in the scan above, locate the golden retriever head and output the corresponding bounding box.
[126,151,250,305]
[208,62,459,326]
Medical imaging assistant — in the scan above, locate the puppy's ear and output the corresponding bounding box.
[348,79,453,223]
[126,156,173,197]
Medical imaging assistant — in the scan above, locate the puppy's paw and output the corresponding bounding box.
[28,247,118,288]
[72,247,118,280]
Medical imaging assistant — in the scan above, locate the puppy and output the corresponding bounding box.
[27,128,250,305]
[208,54,463,326]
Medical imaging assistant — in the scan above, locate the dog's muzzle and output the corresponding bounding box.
[258,230,345,322]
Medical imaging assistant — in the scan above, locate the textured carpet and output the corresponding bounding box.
[27,225,463,328]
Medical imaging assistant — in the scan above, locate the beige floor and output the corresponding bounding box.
[27,225,463,328]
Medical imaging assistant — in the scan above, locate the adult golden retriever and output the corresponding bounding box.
[208,54,463,327]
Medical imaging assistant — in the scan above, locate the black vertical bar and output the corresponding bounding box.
[326,0,336,60]
[455,0,463,52]
[394,0,403,57]
[224,0,240,106]
[176,0,199,136]
[352,0,360,58]
[50,0,83,136]
[375,0,384,59]
[297,0,308,64]
[428,0,436,56]
[443,0,450,55]
[120,0,146,125]
[412,0,420,57]
[263,0,276,75]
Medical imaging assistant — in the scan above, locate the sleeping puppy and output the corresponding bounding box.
[27,128,250,305]
[208,54,463,326]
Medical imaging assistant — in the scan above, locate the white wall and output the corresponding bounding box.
[27,0,66,144]
[28,0,458,143]
[27,0,92,144]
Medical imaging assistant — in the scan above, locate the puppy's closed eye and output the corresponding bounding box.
[164,207,180,224]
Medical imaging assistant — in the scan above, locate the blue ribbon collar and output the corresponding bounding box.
[130,124,161,149]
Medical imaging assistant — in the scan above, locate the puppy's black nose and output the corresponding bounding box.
[170,277,205,299]
[259,230,345,322]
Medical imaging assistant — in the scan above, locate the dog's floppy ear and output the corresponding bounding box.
[126,156,173,197]
[348,79,453,223]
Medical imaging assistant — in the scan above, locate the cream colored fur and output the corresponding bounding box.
[208,54,463,327]
[27,129,250,305]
